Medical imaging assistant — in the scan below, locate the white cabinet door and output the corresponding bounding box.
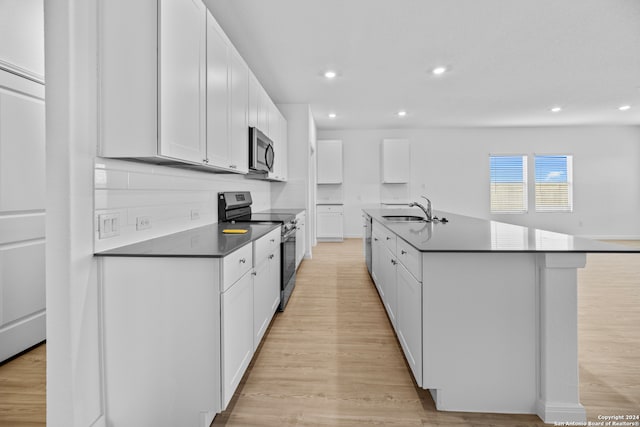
[381,139,410,183]
[396,262,422,385]
[205,11,229,168]
[381,246,398,329]
[247,71,259,128]
[317,140,343,184]
[158,0,206,163]
[316,206,343,242]
[252,247,280,350]
[221,270,254,409]
[295,212,306,268]
[371,230,383,295]
[229,47,248,173]
[257,84,269,134]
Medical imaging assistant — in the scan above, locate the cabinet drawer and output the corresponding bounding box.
[373,221,396,254]
[397,238,422,282]
[253,228,281,265]
[316,204,343,214]
[222,243,253,292]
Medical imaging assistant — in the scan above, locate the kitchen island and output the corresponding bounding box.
[363,208,640,424]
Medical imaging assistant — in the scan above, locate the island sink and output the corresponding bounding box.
[382,215,428,222]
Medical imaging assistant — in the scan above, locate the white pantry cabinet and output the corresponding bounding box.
[316,140,343,184]
[381,139,410,183]
[316,204,344,242]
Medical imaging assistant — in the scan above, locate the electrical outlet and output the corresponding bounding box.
[190,209,200,220]
[98,213,120,239]
[136,216,151,231]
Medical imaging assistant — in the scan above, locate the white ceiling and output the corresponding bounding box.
[204,0,640,130]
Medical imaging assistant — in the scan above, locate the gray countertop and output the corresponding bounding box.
[364,208,640,253]
[94,222,281,258]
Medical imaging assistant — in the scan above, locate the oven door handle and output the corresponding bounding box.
[282,228,296,241]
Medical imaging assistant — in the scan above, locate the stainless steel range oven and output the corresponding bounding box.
[218,191,297,310]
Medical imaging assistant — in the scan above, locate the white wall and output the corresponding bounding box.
[95,158,271,252]
[271,103,315,258]
[318,126,640,239]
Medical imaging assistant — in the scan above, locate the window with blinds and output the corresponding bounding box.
[535,155,573,212]
[490,155,528,213]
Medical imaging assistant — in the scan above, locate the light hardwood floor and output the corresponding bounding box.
[1,239,638,426]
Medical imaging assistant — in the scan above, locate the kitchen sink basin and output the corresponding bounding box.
[382,215,428,222]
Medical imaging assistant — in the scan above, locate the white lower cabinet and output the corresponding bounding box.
[101,257,221,427]
[100,228,283,425]
[371,219,423,386]
[221,269,254,409]
[381,246,398,330]
[295,211,306,268]
[316,205,344,242]
[252,229,281,350]
[396,262,423,385]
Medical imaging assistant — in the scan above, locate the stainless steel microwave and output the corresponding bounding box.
[249,127,274,173]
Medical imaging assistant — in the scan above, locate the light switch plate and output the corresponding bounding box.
[98,213,120,239]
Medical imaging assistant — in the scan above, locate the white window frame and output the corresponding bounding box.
[489,154,528,214]
[534,154,574,213]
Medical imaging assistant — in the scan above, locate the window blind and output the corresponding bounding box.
[535,155,573,212]
[490,155,528,213]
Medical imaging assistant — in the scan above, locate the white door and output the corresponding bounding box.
[158,0,206,163]
[316,140,343,184]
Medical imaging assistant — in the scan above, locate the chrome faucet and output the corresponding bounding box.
[409,196,432,221]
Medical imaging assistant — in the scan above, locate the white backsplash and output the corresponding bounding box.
[94,158,271,252]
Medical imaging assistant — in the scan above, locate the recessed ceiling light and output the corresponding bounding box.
[550,106,562,113]
[618,105,631,111]
[431,66,447,76]
[328,113,336,118]
[324,70,337,79]
[397,110,407,117]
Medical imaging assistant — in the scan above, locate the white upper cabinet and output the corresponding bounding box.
[317,140,343,184]
[248,71,259,128]
[205,12,230,168]
[381,139,410,183]
[229,48,249,173]
[98,0,281,176]
[158,0,207,164]
[0,0,45,82]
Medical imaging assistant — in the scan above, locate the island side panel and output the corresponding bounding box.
[536,252,587,423]
[422,252,538,414]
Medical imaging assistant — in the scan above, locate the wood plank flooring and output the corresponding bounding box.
[1,239,638,426]
[0,343,45,427]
